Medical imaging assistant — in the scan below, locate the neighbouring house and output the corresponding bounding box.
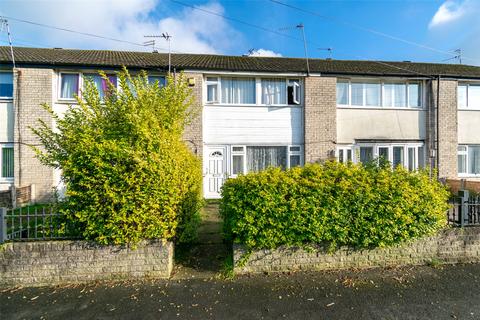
[0,46,479,200]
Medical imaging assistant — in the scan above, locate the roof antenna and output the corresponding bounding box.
[143,39,157,53]
[244,48,256,56]
[0,17,15,68]
[442,48,462,64]
[318,47,333,59]
[145,33,173,74]
[296,23,310,75]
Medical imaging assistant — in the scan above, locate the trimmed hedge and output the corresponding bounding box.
[220,161,450,250]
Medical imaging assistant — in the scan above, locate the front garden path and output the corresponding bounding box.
[172,201,229,279]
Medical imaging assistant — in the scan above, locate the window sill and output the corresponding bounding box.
[337,105,424,111]
[0,98,13,102]
[0,179,14,184]
[458,108,480,111]
[205,103,303,108]
[56,99,77,104]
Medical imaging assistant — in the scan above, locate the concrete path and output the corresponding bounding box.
[2,264,480,319]
[171,201,229,279]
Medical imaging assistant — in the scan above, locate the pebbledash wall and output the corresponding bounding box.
[233,227,480,274]
[0,240,174,287]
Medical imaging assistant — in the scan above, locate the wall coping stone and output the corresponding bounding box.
[233,227,480,274]
[0,239,174,288]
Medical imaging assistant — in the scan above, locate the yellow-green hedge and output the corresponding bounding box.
[220,162,450,250]
[32,70,202,245]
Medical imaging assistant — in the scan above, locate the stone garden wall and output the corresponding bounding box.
[234,227,480,274]
[0,240,173,287]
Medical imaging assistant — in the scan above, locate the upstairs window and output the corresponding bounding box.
[458,83,480,109]
[0,72,13,99]
[206,76,302,106]
[287,79,301,105]
[221,77,256,104]
[206,77,218,103]
[84,74,117,99]
[262,78,286,105]
[59,73,79,100]
[337,79,422,108]
[148,75,166,87]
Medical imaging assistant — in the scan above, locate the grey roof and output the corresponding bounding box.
[1,46,480,78]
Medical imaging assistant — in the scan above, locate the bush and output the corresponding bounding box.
[32,69,202,245]
[220,161,450,250]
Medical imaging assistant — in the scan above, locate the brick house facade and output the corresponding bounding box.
[0,46,479,201]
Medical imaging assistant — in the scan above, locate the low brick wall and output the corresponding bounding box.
[0,240,174,287]
[234,227,480,274]
[447,179,480,194]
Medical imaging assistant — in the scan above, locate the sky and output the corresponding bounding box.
[0,0,479,65]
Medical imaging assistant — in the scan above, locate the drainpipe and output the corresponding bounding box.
[436,75,441,175]
[14,69,22,187]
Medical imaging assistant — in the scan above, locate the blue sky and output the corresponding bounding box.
[1,0,479,65]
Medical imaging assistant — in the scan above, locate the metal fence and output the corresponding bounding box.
[448,190,480,227]
[0,206,79,243]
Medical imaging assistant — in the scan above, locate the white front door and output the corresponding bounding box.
[204,147,227,198]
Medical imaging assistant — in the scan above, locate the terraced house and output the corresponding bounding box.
[0,46,480,200]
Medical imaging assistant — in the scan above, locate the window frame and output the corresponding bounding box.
[0,71,14,100]
[458,83,480,110]
[458,145,480,177]
[230,145,246,177]
[228,144,303,177]
[147,75,167,88]
[58,72,81,101]
[0,143,14,182]
[204,76,303,107]
[336,78,424,109]
[337,142,425,170]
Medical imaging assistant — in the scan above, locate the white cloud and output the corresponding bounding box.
[429,1,467,28]
[0,0,243,54]
[247,49,282,57]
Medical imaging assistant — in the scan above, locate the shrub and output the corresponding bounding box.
[31,69,202,245]
[220,161,450,250]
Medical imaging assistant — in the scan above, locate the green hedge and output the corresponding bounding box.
[220,161,450,250]
[32,70,202,245]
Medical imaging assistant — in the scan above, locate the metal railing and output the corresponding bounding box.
[448,190,480,227]
[0,206,80,243]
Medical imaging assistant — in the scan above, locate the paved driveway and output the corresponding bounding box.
[2,264,480,319]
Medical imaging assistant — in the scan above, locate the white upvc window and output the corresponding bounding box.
[228,145,303,175]
[336,79,423,109]
[206,77,219,103]
[337,143,425,171]
[231,145,246,177]
[0,71,13,100]
[205,76,303,106]
[287,79,301,105]
[58,72,80,100]
[148,75,166,87]
[288,145,303,167]
[458,83,480,109]
[0,144,14,182]
[458,145,480,176]
[337,146,353,163]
